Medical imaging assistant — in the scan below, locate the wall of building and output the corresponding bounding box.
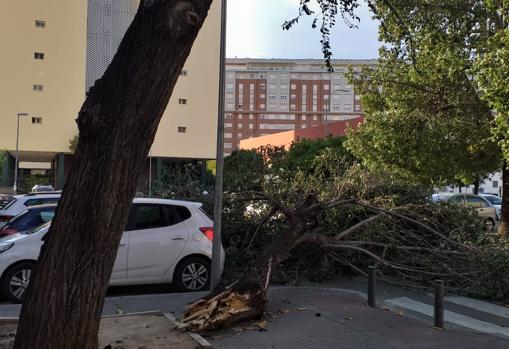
[223,59,375,154]
[85,0,221,160]
[0,0,87,154]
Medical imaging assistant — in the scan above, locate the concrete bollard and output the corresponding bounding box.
[434,280,445,329]
[368,265,376,307]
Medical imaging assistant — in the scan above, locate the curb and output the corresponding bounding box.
[162,312,214,349]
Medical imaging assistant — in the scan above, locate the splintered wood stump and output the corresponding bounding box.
[182,287,267,331]
[182,216,309,331]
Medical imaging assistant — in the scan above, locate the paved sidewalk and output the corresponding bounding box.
[207,287,509,349]
[0,285,507,348]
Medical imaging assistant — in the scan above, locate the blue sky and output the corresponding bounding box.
[226,0,380,59]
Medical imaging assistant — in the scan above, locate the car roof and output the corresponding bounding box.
[132,197,203,207]
[15,192,61,199]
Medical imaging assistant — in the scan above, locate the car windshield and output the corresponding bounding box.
[2,209,55,232]
[484,196,502,205]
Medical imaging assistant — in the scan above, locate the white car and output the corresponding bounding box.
[0,192,61,228]
[480,194,502,219]
[0,198,224,302]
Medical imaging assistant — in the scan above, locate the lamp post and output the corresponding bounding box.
[211,0,227,289]
[14,113,29,194]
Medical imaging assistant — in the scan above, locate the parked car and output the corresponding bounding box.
[0,192,60,228]
[432,193,498,231]
[31,185,55,193]
[479,194,502,219]
[0,198,224,302]
[0,204,56,237]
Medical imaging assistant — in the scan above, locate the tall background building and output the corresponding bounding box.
[223,59,376,154]
[0,0,221,192]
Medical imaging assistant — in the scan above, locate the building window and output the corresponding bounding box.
[493,181,499,188]
[224,132,233,138]
[238,123,243,129]
[249,114,254,120]
[324,84,330,90]
[238,133,243,138]
[225,122,233,128]
[291,84,296,89]
[180,70,188,76]
[344,104,352,111]
[269,95,276,100]
[238,104,243,110]
[225,143,232,149]
[177,126,187,133]
[33,84,43,92]
[249,124,254,129]
[332,105,341,111]
[280,95,287,100]
[34,52,44,60]
[260,104,265,109]
[35,20,46,28]
[32,117,42,124]
[178,98,187,105]
[226,83,234,89]
[301,115,306,121]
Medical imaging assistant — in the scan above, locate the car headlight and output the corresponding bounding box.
[0,242,14,253]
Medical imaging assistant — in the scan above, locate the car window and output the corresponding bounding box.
[466,196,488,207]
[163,205,191,225]
[40,210,55,223]
[130,205,166,230]
[8,210,48,231]
[449,196,464,203]
[485,196,502,205]
[24,197,59,207]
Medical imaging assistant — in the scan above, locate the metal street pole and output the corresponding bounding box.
[14,113,28,194]
[211,0,227,290]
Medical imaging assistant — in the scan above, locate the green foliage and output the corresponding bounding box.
[69,135,79,153]
[475,29,509,161]
[278,137,355,176]
[345,1,501,187]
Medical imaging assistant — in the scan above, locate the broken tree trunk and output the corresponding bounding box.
[182,215,308,331]
[14,1,212,348]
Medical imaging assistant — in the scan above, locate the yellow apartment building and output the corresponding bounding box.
[0,0,220,192]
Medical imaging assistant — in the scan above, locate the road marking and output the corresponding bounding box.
[445,296,509,319]
[385,297,509,338]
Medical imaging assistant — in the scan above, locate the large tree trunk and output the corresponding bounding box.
[473,177,480,195]
[499,163,509,238]
[182,216,307,331]
[14,1,212,348]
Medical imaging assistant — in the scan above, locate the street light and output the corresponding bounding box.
[211,0,227,289]
[14,112,29,194]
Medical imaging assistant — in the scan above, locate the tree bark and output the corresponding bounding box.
[473,177,480,195]
[498,162,509,238]
[14,1,212,348]
[182,215,308,331]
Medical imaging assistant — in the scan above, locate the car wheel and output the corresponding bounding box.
[2,262,35,303]
[173,256,210,292]
[484,218,495,232]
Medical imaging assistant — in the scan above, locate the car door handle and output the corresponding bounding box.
[172,237,185,241]
[119,243,127,247]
